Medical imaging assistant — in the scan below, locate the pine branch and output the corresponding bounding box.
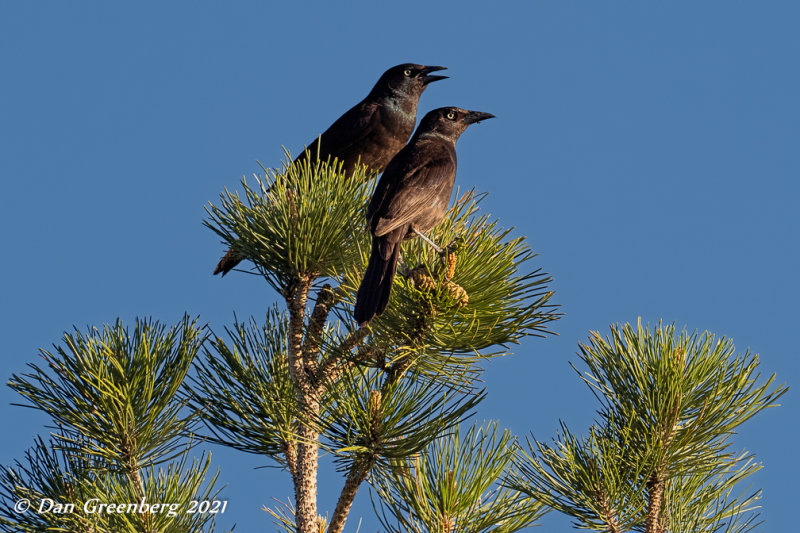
[294,406,320,533]
[328,388,383,533]
[373,421,544,532]
[328,457,374,533]
[303,284,338,376]
[3,319,224,533]
[186,312,299,464]
[513,320,787,533]
[203,160,558,532]
[316,324,370,386]
[286,277,313,393]
[284,277,320,533]
[283,440,298,481]
[645,472,665,533]
[325,304,438,533]
[595,486,622,533]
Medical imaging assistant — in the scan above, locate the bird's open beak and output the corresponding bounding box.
[464,110,495,124]
[421,65,448,85]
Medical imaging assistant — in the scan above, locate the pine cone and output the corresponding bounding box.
[368,390,382,417]
[444,252,457,280]
[410,266,437,292]
[442,281,469,307]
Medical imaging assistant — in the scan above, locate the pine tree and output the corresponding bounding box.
[1,317,226,533]
[509,320,787,533]
[1,157,786,533]
[194,157,558,532]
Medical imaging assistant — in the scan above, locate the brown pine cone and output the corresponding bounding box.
[444,252,457,280]
[442,280,469,307]
[410,266,437,292]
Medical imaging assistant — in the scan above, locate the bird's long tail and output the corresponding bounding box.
[354,237,401,324]
[213,247,241,276]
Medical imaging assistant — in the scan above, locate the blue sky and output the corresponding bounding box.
[1,2,797,531]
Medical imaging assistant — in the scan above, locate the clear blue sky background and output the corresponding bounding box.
[2,2,797,531]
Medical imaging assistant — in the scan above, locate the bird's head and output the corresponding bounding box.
[415,107,495,142]
[371,64,448,99]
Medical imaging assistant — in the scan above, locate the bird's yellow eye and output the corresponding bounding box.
[446,111,456,120]
[404,69,413,77]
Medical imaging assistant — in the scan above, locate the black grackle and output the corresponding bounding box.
[214,63,447,276]
[353,107,494,324]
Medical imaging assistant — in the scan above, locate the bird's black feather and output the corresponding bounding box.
[354,107,494,324]
[214,64,446,276]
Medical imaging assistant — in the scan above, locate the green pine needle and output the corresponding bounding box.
[373,421,546,533]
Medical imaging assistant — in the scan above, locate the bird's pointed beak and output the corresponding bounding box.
[464,110,495,124]
[421,65,448,85]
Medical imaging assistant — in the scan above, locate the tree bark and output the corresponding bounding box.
[303,284,337,376]
[285,278,320,533]
[595,486,622,533]
[327,459,373,533]
[294,402,320,533]
[645,471,665,533]
[317,325,370,385]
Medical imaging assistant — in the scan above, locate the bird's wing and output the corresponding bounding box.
[372,154,455,237]
[308,101,382,163]
[366,144,405,224]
